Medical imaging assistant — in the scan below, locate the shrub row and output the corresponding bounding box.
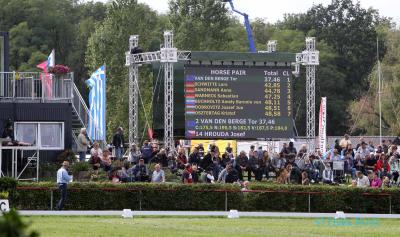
[3,179,399,213]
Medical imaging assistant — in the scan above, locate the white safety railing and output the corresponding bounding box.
[0,72,73,101]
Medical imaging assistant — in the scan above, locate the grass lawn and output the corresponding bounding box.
[24,216,400,237]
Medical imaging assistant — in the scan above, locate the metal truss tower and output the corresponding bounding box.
[293,37,319,153]
[127,35,139,145]
[125,31,190,152]
[161,31,178,153]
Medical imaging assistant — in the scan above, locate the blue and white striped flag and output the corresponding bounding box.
[85,65,106,141]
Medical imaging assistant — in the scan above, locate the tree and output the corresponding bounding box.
[86,0,163,141]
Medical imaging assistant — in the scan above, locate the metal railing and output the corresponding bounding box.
[0,72,73,102]
[71,83,107,147]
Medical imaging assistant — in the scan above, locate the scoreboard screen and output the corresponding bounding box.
[184,65,294,139]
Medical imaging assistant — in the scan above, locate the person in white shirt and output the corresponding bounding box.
[56,161,72,210]
[151,164,165,183]
[90,142,103,158]
[356,171,370,188]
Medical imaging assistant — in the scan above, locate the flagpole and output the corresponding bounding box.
[377,38,382,146]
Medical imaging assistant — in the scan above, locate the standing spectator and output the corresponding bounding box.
[182,164,193,184]
[389,156,399,183]
[151,164,165,183]
[77,128,88,162]
[382,140,389,154]
[355,137,365,151]
[128,143,141,165]
[133,159,149,182]
[112,127,125,160]
[356,171,370,187]
[339,134,352,150]
[90,142,102,158]
[56,161,72,210]
[141,140,153,163]
[344,151,355,179]
[375,154,390,178]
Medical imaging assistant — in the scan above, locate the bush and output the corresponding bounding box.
[70,162,89,174]
[0,209,39,237]
[11,182,400,213]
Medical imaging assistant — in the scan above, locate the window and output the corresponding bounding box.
[15,123,37,146]
[14,122,64,150]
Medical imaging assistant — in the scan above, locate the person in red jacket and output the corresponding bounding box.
[375,153,390,179]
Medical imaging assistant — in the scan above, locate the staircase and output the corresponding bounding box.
[71,83,107,148]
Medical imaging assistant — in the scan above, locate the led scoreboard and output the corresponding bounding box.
[184,65,293,139]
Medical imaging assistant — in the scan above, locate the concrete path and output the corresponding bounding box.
[17,210,400,219]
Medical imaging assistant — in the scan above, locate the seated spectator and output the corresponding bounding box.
[247,152,259,181]
[110,169,121,183]
[343,151,355,179]
[89,151,101,173]
[128,143,141,165]
[153,149,168,167]
[286,142,297,156]
[151,164,165,183]
[356,171,370,188]
[322,163,334,184]
[339,134,352,150]
[133,159,149,182]
[298,144,307,157]
[101,149,112,172]
[189,147,200,165]
[389,156,399,183]
[168,153,178,173]
[375,153,390,179]
[353,154,364,173]
[221,151,232,168]
[233,151,249,181]
[90,142,103,158]
[120,162,134,182]
[364,154,377,172]
[301,171,310,185]
[200,149,215,171]
[382,176,391,188]
[205,169,215,183]
[182,164,193,184]
[356,141,370,160]
[241,181,250,191]
[370,172,382,188]
[271,153,286,176]
[225,164,239,183]
[191,164,200,183]
[176,148,187,169]
[218,163,230,183]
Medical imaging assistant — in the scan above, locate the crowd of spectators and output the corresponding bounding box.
[78,127,400,188]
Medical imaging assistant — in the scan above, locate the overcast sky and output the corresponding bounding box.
[92,0,400,24]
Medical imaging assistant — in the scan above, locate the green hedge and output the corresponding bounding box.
[7,181,400,213]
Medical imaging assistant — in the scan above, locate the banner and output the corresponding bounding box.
[85,65,106,141]
[318,97,327,152]
[36,49,55,98]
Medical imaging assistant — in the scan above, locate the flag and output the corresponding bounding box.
[187,130,196,136]
[86,65,106,141]
[185,94,195,99]
[147,128,154,139]
[36,49,55,98]
[186,110,196,115]
[318,97,327,153]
